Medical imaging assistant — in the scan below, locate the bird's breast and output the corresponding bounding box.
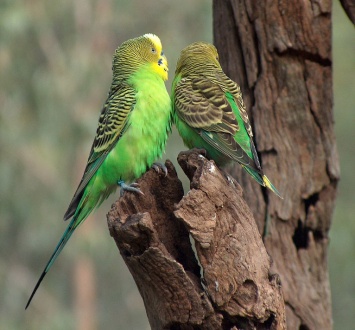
[100,80,171,184]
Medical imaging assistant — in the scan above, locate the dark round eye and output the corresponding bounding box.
[151,48,156,54]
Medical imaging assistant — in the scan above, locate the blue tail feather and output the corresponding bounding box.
[25,216,77,309]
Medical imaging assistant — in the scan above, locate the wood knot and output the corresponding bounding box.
[234,279,258,308]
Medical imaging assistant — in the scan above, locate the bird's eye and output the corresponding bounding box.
[151,48,156,54]
[161,51,164,56]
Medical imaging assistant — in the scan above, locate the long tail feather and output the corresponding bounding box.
[25,217,77,309]
[26,180,102,309]
[241,165,264,186]
[241,165,283,199]
[262,174,283,199]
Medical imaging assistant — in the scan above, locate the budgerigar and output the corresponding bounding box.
[26,33,171,308]
[172,42,281,198]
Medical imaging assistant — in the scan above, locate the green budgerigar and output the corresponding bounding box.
[26,34,171,308]
[172,42,282,198]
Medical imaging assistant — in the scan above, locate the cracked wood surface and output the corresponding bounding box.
[107,152,286,330]
[213,1,339,329]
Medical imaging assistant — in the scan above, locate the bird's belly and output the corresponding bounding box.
[101,132,159,183]
[97,93,170,186]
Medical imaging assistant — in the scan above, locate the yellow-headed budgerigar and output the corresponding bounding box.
[26,33,171,308]
[172,42,281,198]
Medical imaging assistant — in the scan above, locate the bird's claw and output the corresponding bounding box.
[194,148,207,157]
[118,181,144,197]
[182,148,207,158]
[152,162,168,177]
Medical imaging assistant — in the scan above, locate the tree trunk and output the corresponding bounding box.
[213,1,339,329]
[108,153,286,329]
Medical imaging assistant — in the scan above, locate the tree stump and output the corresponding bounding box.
[108,150,286,329]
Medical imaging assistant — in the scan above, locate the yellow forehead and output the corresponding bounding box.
[144,33,162,51]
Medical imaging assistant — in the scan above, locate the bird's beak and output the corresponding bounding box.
[158,54,168,80]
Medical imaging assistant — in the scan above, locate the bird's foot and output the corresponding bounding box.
[152,162,168,177]
[195,148,207,157]
[118,180,144,197]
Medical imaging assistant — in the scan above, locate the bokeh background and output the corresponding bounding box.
[0,1,353,329]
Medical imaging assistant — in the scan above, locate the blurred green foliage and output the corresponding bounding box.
[0,1,353,329]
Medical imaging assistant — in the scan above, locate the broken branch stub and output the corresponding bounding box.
[107,151,286,329]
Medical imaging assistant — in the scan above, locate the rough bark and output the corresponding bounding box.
[213,1,339,329]
[108,152,286,330]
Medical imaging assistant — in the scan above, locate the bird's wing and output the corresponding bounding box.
[215,70,254,138]
[174,76,237,134]
[174,75,259,169]
[64,83,136,220]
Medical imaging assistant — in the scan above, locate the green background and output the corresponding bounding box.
[0,1,353,329]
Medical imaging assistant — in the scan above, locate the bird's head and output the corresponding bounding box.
[175,42,220,76]
[113,33,168,81]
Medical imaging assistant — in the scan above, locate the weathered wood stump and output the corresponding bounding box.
[108,150,286,329]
